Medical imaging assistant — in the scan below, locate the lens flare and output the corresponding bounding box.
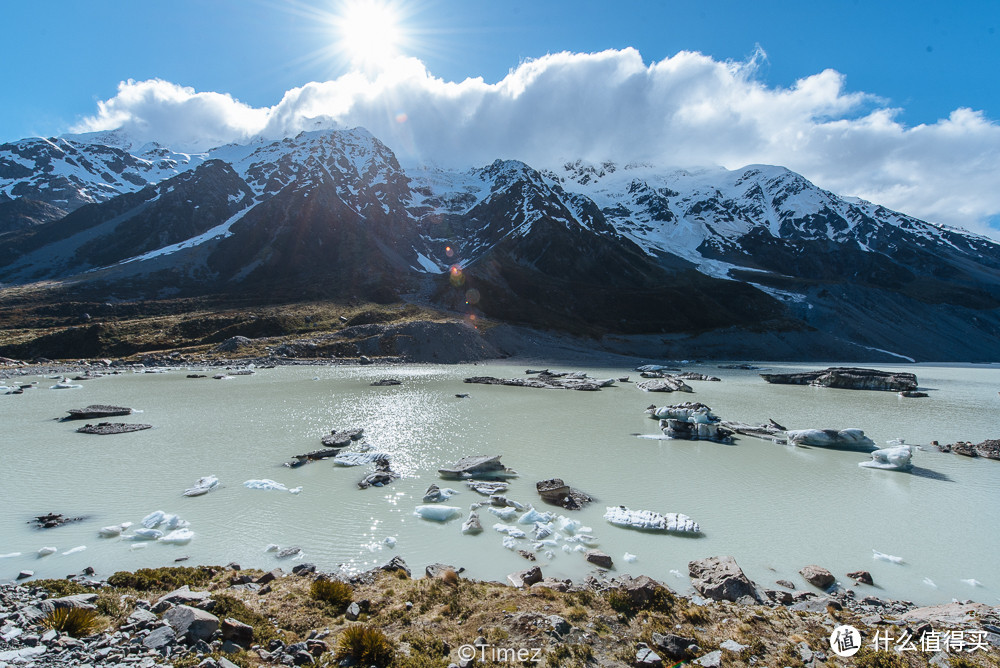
[465,288,480,305]
[445,245,454,257]
[449,264,465,287]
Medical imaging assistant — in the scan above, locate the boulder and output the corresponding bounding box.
[221,618,253,648]
[585,550,613,569]
[536,478,594,509]
[142,626,177,652]
[901,602,994,627]
[651,632,698,659]
[847,570,874,585]
[951,441,979,457]
[256,570,282,584]
[507,566,543,588]
[379,556,411,578]
[530,578,571,593]
[163,605,221,644]
[635,647,663,667]
[156,585,212,607]
[214,336,253,353]
[765,589,793,605]
[760,367,918,392]
[425,563,459,579]
[345,602,361,621]
[789,597,842,613]
[619,575,672,608]
[688,556,762,604]
[694,650,722,668]
[976,439,1000,460]
[799,565,836,589]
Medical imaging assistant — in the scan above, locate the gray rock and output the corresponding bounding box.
[425,563,459,579]
[688,556,762,604]
[765,589,793,605]
[636,647,663,666]
[798,642,814,663]
[585,550,614,569]
[507,566,543,588]
[651,632,697,659]
[15,571,33,580]
[156,585,212,607]
[901,602,994,626]
[218,658,241,668]
[127,608,160,627]
[789,597,842,613]
[142,626,176,652]
[547,615,571,635]
[221,618,253,648]
[345,602,361,621]
[799,565,835,589]
[256,569,282,584]
[291,563,316,575]
[694,650,722,667]
[379,556,411,578]
[530,578,571,593]
[720,639,748,652]
[163,605,220,644]
[620,575,672,608]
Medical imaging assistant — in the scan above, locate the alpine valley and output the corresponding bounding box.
[1,126,999,362]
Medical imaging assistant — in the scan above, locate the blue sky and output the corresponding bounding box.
[2,0,999,234]
[4,0,997,139]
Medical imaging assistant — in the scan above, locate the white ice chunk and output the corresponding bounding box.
[98,524,130,537]
[159,529,194,545]
[61,545,86,555]
[141,510,167,528]
[786,428,875,451]
[923,577,937,588]
[502,536,520,550]
[0,552,23,559]
[333,452,389,466]
[961,578,983,587]
[604,506,700,533]
[129,543,147,551]
[289,486,302,495]
[383,536,397,548]
[492,523,527,538]
[243,479,288,491]
[37,547,57,557]
[487,506,518,522]
[518,508,555,525]
[669,569,683,578]
[624,552,638,563]
[264,544,280,552]
[859,445,914,471]
[557,516,583,534]
[184,475,219,496]
[413,505,461,522]
[128,529,164,541]
[873,549,904,564]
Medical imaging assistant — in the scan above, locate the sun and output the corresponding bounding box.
[335,0,404,70]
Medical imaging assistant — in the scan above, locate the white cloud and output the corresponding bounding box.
[72,49,1000,237]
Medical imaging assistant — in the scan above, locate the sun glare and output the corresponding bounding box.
[336,0,403,69]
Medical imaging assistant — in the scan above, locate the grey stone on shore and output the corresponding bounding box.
[688,556,763,604]
[142,625,176,652]
[585,550,614,569]
[163,605,220,644]
[651,632,698,659]
[156,585,211,607]
[790,597,842,613]
[507,566,543,588]
[799,564,836,589]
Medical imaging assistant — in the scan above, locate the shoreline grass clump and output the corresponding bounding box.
[334,624,395,668]
[310,578,353,611]
[41,607,103,637]
[105,565,221,592]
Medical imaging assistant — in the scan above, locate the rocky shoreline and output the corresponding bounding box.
[2,557,998,668]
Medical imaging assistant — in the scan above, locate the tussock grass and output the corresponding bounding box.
[41,607,103,637]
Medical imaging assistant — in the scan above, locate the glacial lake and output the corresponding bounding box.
[2,361,998,606]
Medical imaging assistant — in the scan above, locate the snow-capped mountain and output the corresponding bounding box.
[2,126,999,360]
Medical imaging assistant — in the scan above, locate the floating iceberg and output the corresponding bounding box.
[243,479,288,491]
[502,536,520,550]
[461,511,483,534]
[334,452,390,467]
[383,536,397,548]
[518,508,555,525]
[50,381,82,389]
[604,506,701,534]
[786,428,876,451]
[859,445,914,471]
[159,529,194,544]
[492,524,527,539]
[129,543,147,551]
[466,480,509,496]
[289,486,302,495]
[873,549,904,564]
[141,511,188,530]
[128,529,164,541]
[98,523,132,537]
[0,552,23,559]
[961,578,983,587]
[923,577,937,588]
[62,545,86,555]
[647,403,718,423]
[37,547,57,557]
[264,544,280,552]
[413,505,462,522]
[184,475,219,496]
[624,552,638,563]
[487,506,519,522]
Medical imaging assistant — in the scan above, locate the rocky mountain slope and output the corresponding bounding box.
[1,128,998,361]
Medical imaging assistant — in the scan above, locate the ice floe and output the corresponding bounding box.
[624,552,638,563]
[414,505,462,522]
[37,547,57,557]
[961,578,983,587]
[99,522,133,537]
[243,479,299,492]
[159,529,194,545]
[604,506,701,534]
[61,545,86,555]
[873,549,904,564]
[184,475,219,496]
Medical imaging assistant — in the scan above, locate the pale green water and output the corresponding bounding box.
[1,362,998,605]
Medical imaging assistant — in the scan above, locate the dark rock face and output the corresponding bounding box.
[535,478,593,510]
[651,632,698,659]
[760,367,918,392]
[162,604,220,644]
[848,570,874,585]
[688,556,763,604]
[585,550,614,569]
[507,566,543,588]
